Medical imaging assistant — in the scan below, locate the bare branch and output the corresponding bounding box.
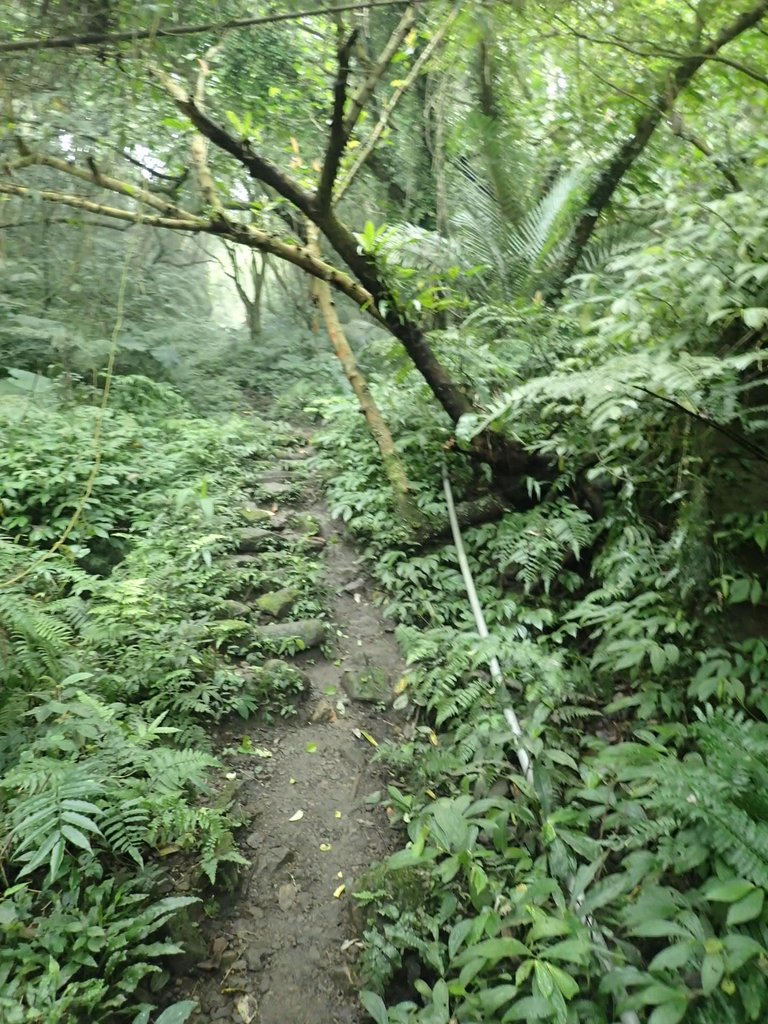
[0,182,203,229]
[343,3,417,135]
[704,52,768,88]
[188,45,229,215]
[335,1,460,202]
[120,150,187,185]
[0,1,417,54]
[317,30,359,211]
[667,111,742,191]
[0,216,132,232]
[0,179,383,316]
[550,14,768,89]
[2,150,194,219]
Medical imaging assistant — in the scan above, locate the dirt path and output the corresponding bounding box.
[174,441,404,1024]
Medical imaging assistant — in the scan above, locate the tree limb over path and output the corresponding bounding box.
[0,1,418,54]
[0,179,382,317]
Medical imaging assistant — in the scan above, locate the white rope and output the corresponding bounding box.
[441,470,533,784]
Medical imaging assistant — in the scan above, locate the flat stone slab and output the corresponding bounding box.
[261,480,294,496]
[239,505,274,524]
[341,666,391,702]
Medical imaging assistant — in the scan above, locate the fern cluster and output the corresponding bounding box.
[0,378,316,1022]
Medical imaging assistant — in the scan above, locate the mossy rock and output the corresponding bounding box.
[255,587,301,619]
[259,480,294,498]
[342,667,390,702]
[252,618,326,651]
[290,512,320,536]
[261,658,311,700]
[350,864,434,929]
[214,599,252,620]
[239,506,273,524]
[236,527,274,553]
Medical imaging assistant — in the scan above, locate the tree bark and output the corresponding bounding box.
[307,224,424,528]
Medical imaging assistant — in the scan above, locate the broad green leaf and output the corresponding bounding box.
[705,879,754,903]
[477,984,518,1011]
[546,963,579,999]
[541,937,592,965]
[639,982,685,1004]
[742,307,768,329]
[432,978,449,1013]
[648,998,688,1024]
[546,749,578,770]
[452,937,530,966]
[502,994,552,1020]
[154,1001,198,1024]
[580,873,630,915]
[700,952,724,995]
[648,942,695,973]
[60,824,93,852]
[360,990,388,1024]
[726,888,764,926]
[534,960,554,998]
[448,918,475,960]
[528,916,571,942]
[722,933,764,971]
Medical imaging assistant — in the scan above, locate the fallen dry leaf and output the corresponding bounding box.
[235,993,258,1023]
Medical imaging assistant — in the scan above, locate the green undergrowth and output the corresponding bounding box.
[313,194,768,1024]
[0,375,322,1023]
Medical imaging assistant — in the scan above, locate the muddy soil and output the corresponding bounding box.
[171,440,405,1024]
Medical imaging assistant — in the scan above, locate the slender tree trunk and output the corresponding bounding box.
[307,224,424,529]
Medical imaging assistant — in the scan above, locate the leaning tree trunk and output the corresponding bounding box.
[307,224,424,529]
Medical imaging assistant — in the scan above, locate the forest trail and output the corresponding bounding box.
[173,437,404,1024]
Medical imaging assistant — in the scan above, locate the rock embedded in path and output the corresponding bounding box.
[290,512,320,536]
[260,480,294,497]
[301,534,326,550]
[255,587,301,620]
[261,659,311,699]
[342,576,366,594]
[239,505,274,525]
[214,599,252,620]
[342,666,391,702]
[252,618,326,650]
[236,527,275,553]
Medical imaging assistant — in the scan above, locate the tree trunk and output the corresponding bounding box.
[307,224,424,529]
